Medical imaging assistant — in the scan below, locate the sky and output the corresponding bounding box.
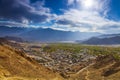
[0,0,120,34]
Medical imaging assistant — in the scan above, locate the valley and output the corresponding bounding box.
[1,38,120,80]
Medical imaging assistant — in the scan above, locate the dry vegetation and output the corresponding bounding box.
[0,44,63,80]
[0,39,120,80]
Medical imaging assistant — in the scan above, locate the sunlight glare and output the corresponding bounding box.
[82,0,95,9]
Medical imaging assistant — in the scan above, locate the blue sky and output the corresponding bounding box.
[0,0,120,33]
[109,0,120,20]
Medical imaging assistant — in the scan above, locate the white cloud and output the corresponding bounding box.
[0,21,29,27]
[54,0,120,33]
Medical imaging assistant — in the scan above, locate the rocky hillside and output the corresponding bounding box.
[0,39,63,80]
[69,55,120,80]
[0,39,120,80]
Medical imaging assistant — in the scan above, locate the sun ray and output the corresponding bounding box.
[81,0,96,9]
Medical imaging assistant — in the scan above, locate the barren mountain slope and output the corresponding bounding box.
[1,38,120,80]
[69,55,120,80]
[0,43,63,80]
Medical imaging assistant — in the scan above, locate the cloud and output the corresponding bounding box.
[56,19,74,25]
[53,0,120,33]
[0,0,52,25]
[0,0,120,34]
[0,21,28,27]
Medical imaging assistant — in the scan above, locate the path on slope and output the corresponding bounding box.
[85,69,90,80]
[76,63,94,75]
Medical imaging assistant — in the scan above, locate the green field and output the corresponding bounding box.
[42,43,120,60]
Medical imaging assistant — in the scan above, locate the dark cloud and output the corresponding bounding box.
[56,19,93,29]
[56,19,80,27]
[56,19,74,25]
[0,0,51,24]
[98,25,120,30]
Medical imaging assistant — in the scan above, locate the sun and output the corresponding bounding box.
[82,0,95,9]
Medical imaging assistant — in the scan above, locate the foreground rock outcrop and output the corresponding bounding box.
[0,40,63,80]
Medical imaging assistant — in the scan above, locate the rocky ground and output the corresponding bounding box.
[12,42,120,79]
[1,39,120,80]
[15,43,96,78]
[0,39,63,80]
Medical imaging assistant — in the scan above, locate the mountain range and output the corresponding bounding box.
[81,34,120,45]
[0,26,101,42]
[1,26,120,44]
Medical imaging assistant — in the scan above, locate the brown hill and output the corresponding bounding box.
[1,38,120,80]
[0,42,63,80]
[69,55,120,80]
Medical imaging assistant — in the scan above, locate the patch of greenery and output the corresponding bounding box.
[42,43,120,60]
